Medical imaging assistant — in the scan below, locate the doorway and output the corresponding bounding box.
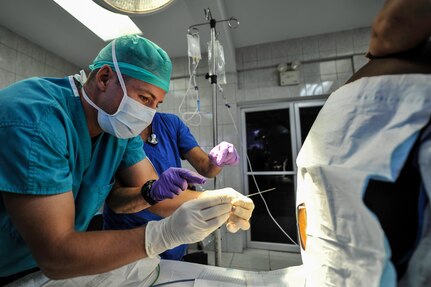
[241,99,325,252]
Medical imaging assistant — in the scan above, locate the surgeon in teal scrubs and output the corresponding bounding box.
[0,34,255,285]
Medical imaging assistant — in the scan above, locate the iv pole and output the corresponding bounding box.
[188,8,239,267]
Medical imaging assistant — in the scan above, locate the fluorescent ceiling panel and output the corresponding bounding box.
[52,0,142,41]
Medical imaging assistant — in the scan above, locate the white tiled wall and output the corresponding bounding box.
[0,25,79,88]
[161,26,372,253]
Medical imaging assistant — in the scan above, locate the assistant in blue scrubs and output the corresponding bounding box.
[103,112,198,260]
[0,76,145,278]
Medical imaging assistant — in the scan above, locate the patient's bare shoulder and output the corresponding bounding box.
[347,42,431,84]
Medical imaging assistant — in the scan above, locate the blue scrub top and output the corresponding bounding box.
[144,113,198,174]
[0,77,146,277]
[103,112,198,260]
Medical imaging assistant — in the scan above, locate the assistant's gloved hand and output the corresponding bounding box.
[198,188,255,233]
[145,195,232,258]
[150,167,207,202]
[208,141,240,167]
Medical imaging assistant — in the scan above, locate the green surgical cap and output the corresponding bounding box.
[89,34,172,92]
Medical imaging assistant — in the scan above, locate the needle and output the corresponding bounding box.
[247,187,276,197]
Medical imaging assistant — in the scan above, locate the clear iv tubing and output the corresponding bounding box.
[218,84,298,246]
[178,57,202,126]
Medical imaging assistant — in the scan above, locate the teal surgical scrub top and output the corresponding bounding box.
[0,76,146,277]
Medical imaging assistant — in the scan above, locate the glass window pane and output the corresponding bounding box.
[248,175,298,244]
[245,109,293,172]
[299,105,323,144]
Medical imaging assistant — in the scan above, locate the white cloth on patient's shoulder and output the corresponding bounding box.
[296,74,431,287]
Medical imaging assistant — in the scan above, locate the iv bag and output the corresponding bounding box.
[207,40,226,85]
[187,33,201,60]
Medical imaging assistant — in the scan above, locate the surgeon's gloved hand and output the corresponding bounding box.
[198,188,255,233]
[208,141,240,167]
[145,195,232,258]
[150,167,207,202]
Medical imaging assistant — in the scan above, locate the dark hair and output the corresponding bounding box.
[87,68,99,82]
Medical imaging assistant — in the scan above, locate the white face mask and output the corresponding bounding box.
[81,40,156,139]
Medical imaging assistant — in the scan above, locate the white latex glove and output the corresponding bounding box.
[198,187,255,233]
[145,195,232,258]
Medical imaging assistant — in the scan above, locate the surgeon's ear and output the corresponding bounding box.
[95,65,113,91]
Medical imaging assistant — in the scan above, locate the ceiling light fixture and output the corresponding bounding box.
[93,0,176,15]
[52,0,142,41]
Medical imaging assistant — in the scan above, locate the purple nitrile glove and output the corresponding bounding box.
[149,167,207,202]
[208,141,240,167]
